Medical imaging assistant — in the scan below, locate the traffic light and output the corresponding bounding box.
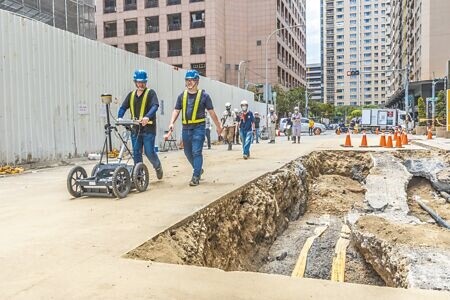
[347,70,360,76]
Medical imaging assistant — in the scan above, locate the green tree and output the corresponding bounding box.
[436,90,446,126]
[275,86,305,117]
[350,109,362,118]
[418,97,426,126]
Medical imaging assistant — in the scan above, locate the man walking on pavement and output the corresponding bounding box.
[268,107,278,143]
[168,70,222,186]
[254,112,261,143]
[234,108,241,145]
[118,69,163,179]
[238,100,255,159]
[221,103,237,150]
[291,106,302,144]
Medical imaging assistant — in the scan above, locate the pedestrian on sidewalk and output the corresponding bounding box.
[291,107,302,143]
[205,112,212,149]
[286,112,293,141]
[118,69,163,179]
[254,112,261,143]
[238,100,255,159]
[234,108,241,145]
[221,103,237,150]
[268,107,278,143]
[309,118,315,136]
[168,70,222,186]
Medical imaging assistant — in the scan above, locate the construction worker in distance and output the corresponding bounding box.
[234,108,241,145]
[118,69,163,179]
[286,112,293,141]
[291,106,302,143]
[238,100,255,159]
[254,112,261,143]
[308,118,315,136]
[168,70,222,186]
[221,103,237,150]
[268,107,278,143]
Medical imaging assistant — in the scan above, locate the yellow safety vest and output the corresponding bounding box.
[182,89,205,125]
[130,89,153,125]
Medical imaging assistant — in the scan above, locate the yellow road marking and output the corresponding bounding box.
[291,225,328,278]
[331,224,351,282]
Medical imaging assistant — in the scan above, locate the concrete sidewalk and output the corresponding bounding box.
[0,134,446,299]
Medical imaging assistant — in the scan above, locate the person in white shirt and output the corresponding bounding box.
[221,103,237,150]
[268,107,278,144]
[291,106,302,144]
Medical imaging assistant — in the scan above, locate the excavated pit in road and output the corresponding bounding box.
[126,150,450,290]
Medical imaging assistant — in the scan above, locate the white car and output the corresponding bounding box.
[279,117,327,134]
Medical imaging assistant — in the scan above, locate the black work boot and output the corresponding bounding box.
[228,142,232,151]
[189,176,200,186]
[156,166,163,180]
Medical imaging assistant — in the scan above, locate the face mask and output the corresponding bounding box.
[295,110,298,113]
[226,107,231,111]
[242,106,248,112]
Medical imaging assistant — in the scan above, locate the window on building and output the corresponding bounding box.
[124,0,136,11]
[167,13,182,31]
[145,0,158,8]
[191,63,206,76]
[104,21,117,38]
[191,36,205,54]
[104,0,116,13]
[145,16,159,33]
[146,41,160,58]
[168,39,182,56]
[124,43,138,54]
[167,0,180,5]
[124,19,137,35]
[190,11,205,29]
[190,0,204,2]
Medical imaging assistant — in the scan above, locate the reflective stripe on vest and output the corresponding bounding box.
[130,89,152,124]
[182,89,205,125]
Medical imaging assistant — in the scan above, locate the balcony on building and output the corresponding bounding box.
[167,13,181,31]
[104,0,116,13]
[124,19,137,35]
[167,0,180,5]
[124,0,137,11]
[145,16,159,33]
[168,39,182,57]
[145,0,158,8]
[190,11,205,29]
[104,21,117,38]
[191,36,205,55]
[146,41,160,58]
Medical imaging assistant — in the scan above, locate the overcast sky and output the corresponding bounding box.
[306,0,321,64]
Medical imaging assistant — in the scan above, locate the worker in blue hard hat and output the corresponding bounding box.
[168,70,223,186]
[118,69,163,180]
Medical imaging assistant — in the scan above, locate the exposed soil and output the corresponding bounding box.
[355,215,450,249]
[407,177,450,224]
[307,175,366,216]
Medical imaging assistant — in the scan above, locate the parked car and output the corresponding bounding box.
[279,117,327,135]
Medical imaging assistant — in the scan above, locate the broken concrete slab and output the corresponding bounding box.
[351,216,450,291]
[404,158,450,193]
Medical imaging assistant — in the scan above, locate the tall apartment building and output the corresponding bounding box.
[387,0,450,109]
[321,0,389,106]
[95,0,306,89]
[0,0,96,39]
[306,63,322,101]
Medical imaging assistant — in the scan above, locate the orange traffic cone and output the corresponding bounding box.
[395,134,403,148]
[427,128,433,140]
[386,135,394,148]
[379,133,386,147]
[393,130,398,141]
[344,132,352,147]
[360,131,368,147]
[402,132,408,145]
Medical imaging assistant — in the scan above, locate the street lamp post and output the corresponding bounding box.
[237,60,249,89]
[265,23,305,128]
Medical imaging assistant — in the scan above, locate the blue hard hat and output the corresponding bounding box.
[133,70,148,82]
[185,69,200,80]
